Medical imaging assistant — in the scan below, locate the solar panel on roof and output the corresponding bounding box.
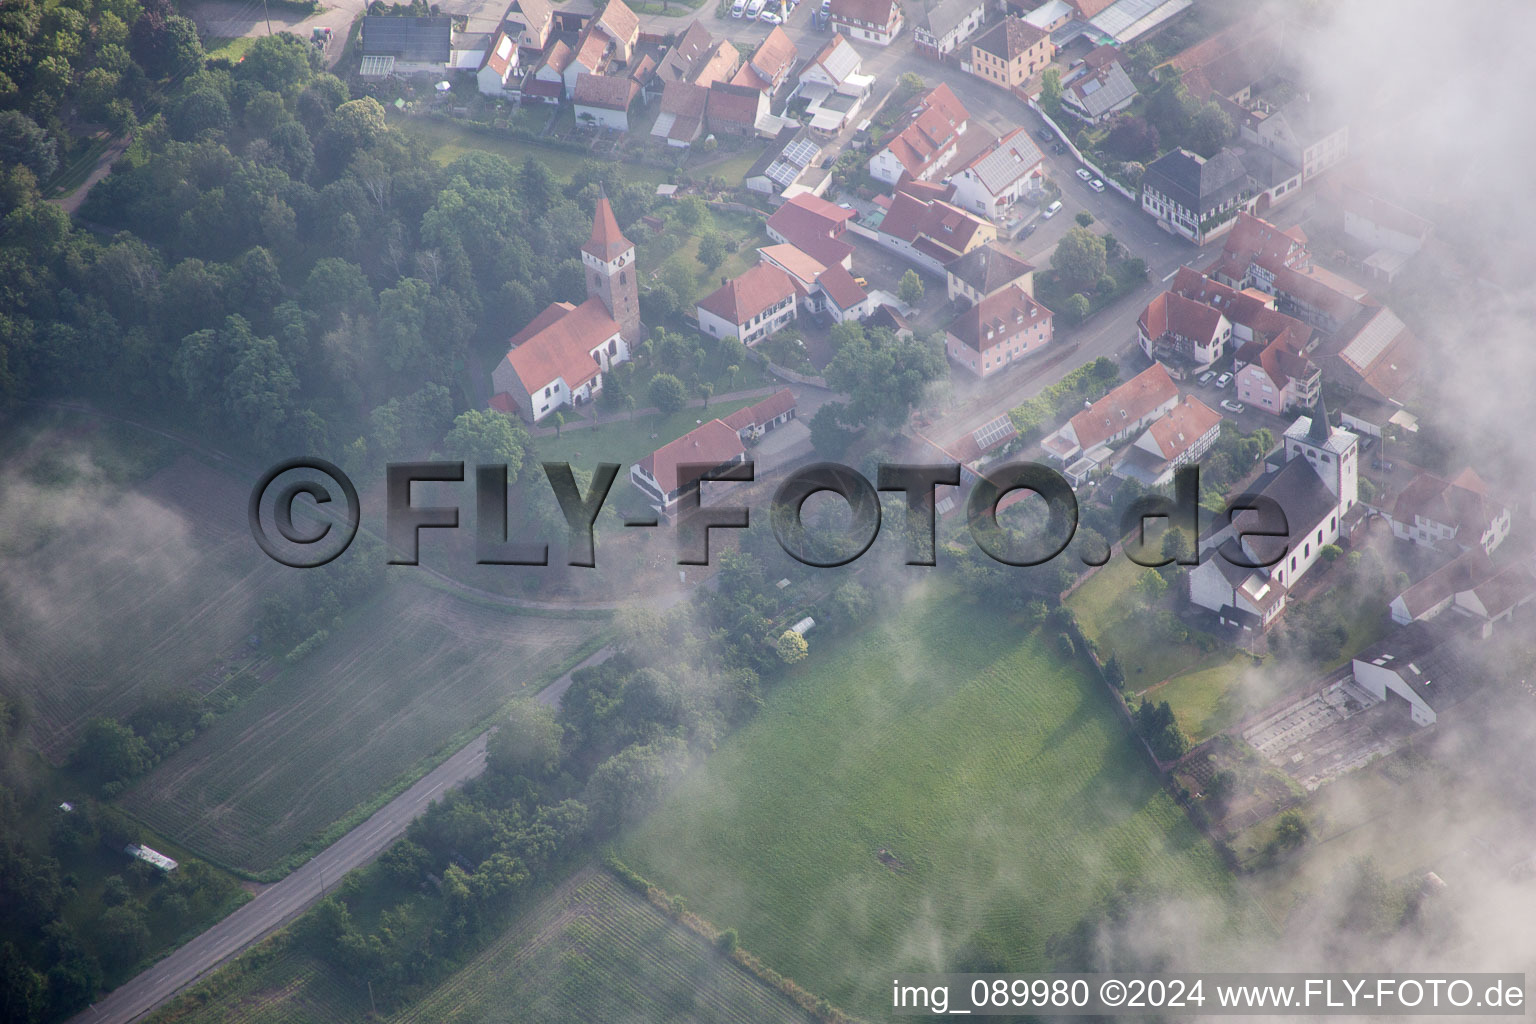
[782,136,820,168]
[972,414,1015,451]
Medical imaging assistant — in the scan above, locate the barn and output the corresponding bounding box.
[1350,623,1479,727]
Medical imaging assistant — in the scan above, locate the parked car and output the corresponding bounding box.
[759,9,782,22]
[1035,127,1053,143]
[854,276,869,288]
[1052,142,1067,155]
[1215,372,1233,388]
[732,0,746,15]
[1197,370,1216,386]
[1042,200,1062,218]
[1075,168,1092,182]
[1017,223,1037,239]
[1220,399,1245,414]
[746,0,766,17]
[1089,178,1105,192]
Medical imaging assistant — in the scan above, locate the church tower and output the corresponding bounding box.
[1284,395,1358,510]
[582,196,641,345]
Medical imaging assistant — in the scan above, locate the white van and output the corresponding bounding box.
[1042,200,1063,218]
[731,0,746,15]
[745,0,766,17]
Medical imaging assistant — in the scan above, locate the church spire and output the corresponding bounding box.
[1308,393,1330,443]
[583,195,632,263]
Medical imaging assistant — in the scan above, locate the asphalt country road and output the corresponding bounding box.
[67,646,613,1024]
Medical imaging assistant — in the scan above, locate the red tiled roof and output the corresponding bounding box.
[698,262,796,324]
[1069,363,1178,450]
[693,39,739,86]
[766,193,855,255]
[503,296,620,392]
[521,77,564,98]
[574,73,639,110]
[1068,0,1114,17]
[641,419,745,494]
[751,26,797,80]
[816,263,867,310]
[973,16,1047,61]
[583,197,632,261]
[543,39,574,73]
[483,31,516,76]
[706,81,761,127]
[573,29,608,71]
[1145,396,1221,461]
[660,79,708,116]
[829,0,899,28]
[1393,468,1502,538]
[721,387,797,431]
[947,283,1051,353]
[593,0,639,45]
[1220,212,1307,272]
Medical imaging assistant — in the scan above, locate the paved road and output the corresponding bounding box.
[68,646,614,1024]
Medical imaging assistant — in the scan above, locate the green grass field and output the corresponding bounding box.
[532,396,759,473]
[122,582,605,875]
[620,582,1243,1017]
[394,115,671,188]
[392,869,818,1024]
[148,941,358,1024]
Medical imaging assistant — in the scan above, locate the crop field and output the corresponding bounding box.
[0,422,290,759]
[123,583,604,874]
[620,581,1244,1017]
[148,942,357,1024]
[392,869,818,1024]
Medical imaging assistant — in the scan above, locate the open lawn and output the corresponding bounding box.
[620,582,1245,1017]
[0,420,291,760]
[203,36,257,61]
[122,583,605,875]
[393,869,818,1024]
[531,396,760,474]
[394,114,671,188]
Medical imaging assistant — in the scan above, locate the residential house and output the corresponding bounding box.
[1060,46,1138,123]
[477,31,518,95]
[792,34,875,134]
[731,26,797,94]
[1208,213,1372,335]
[946,242,1033,306]
[912,0,987,57]
[359,16,452,76]
[697,262,799,346]
[944,283,1052,378]
[1140,147,1257,245]
[967,16,1053,91]
[1233,329,1320,415]
[505,0,554,53]
[1115,395,1223,486]
[949,126,1045,221]
[1387,549,1536,637]
[653,81,710,145]
[876,181,997,274]
[746,125,824,195]
[1389,468,1511,557]
[630,419,748,518]
[706,81,769,137]
[829,0,904,45]
[588,0,639,62]
[1137,289,1232,379]
[528,39,574,101]
[868,83,970,185]
[1334,182,1432,283]
[1240,95,1348,183]
[490,200,638,422]
[723,388,798,441]
[757,243,870,322]
[1161,13,1282,107]
[655,20,716,83]
[1189,404,1358,630]
[1044,362,1179,464]
[573,72,641,130]
[766,192,857,268]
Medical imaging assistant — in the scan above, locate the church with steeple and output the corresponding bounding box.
[1188,396,1360,631]
[490,196,642,423]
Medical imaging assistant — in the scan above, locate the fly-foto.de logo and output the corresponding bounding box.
[248,460,1294,571]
